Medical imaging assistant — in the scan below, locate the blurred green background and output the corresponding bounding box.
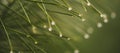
[79,0,120,53]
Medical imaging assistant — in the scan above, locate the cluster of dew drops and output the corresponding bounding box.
[30,0,116,53]
[10,0,116,53]
[32,0,116,40]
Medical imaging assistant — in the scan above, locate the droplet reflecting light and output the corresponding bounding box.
[51,21,55,25]
[87,3,91,6]
[59,33,63,37]
[84,34,90,39]
[48,27,52,31]
[35,41,38,44]
[10,51,13,53]
[82,18,86,22]
[43,25,47,28]
[74,49,79,53]
[97,22,102,28]
[68,7,72,11]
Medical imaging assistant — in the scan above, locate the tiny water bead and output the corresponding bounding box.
[10,50,13,53]
[97,22,103,28]
[87,2,91,6]
[43,25,47,28]
[32,25,37,33]
[59,33,63,37]
[68,7,72,11]
[103,18,108,23]
[35,41,38,44]
[48,27,52,31]
[78,14,83,17]
[100,13,109,23]
[51,21,55,25]
[84,34,90,39]
[81,18,86,22]
[86,0,91,6]
[74,49,79,53]
[67,38,71,40]
[100,13,107,18]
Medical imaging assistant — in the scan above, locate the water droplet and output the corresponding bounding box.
[48,27,52,31]
[67,38,71,40]
[35,41,38,44]
[97,22,102,28]
[68,7,72,11]
[100,14,107,18]
[43,25,47,28]
[51,21,55,25]
[10,50,13,53]
[78,14,83,17]
[87,2,91,6]
[100,14,108,23]
[84,34,90,39]
[87,27,94,34]
[103,18,108,23]
[32,26,37,33]
[59,33,62,37]
[82,18,86,22]
[111,12,116,19]
[74,49,79,53]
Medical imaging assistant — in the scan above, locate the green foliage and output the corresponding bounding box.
[0,0,119,53]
